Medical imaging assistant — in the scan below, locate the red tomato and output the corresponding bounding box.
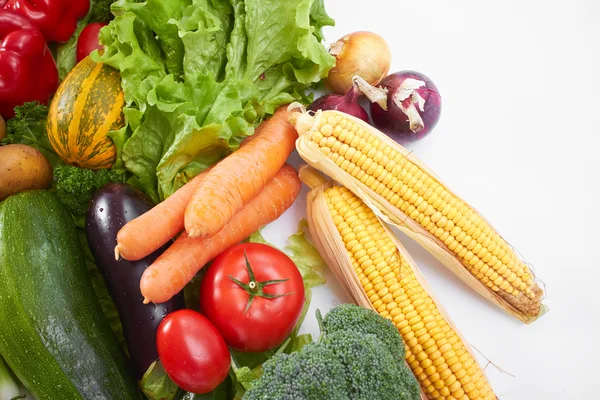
[76,22,108,63]
[156,310,230,394]
[200,243,305,352]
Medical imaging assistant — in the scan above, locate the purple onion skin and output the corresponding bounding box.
[308,86,370,123]
[371,71,441,143]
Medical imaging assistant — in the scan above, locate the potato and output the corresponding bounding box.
[0,144,53,201]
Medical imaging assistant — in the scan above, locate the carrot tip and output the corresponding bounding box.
[114,245,121,261]
[143,297,150,305]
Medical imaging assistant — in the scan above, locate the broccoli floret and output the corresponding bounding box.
[234,366,256,391]
[54,165,121,217]
[323,330,420,400]
[322,303,406,359]
[242,343,348,400]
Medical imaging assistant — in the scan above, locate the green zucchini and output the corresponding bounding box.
[0,190,140,400]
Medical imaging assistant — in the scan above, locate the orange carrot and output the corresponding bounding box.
[184,107,297,238]
[114,128,263,261]
[115,167,213,261]
[140,164,301,304]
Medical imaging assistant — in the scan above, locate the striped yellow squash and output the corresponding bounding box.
[47,56,125,170]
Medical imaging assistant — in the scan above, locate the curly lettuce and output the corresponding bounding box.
[95,0,335,202]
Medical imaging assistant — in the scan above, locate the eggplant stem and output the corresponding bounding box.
[353,75,388,109]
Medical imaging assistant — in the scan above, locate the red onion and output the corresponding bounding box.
[308,80,369,123]
[355,71,442,143]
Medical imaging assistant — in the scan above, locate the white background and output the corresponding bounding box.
[263,1,600,399]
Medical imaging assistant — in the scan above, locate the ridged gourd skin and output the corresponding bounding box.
[323,185,496,400]
[298,109,543,320]
[0,190,140,400]
[47,56,125,170]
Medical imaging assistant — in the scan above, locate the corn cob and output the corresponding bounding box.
[293,107,545,323]
[302,166,496,400]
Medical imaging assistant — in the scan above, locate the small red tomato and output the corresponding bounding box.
[200,243,305,352]
[76,22,108,63]
[156,310,230,394]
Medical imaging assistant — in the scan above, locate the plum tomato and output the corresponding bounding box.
[76,22,108,62]
[156,310,230,394]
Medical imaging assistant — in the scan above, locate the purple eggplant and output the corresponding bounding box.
[85,183,185,379]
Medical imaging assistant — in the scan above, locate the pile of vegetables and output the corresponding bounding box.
[92,0,336,202]
[0,0,548,397]
[0,0,336,398]
[310,31,443,143]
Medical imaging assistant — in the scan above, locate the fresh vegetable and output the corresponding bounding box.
[116,167,212,261]
[47,56,124,169]
[116,132,260,261]
[243,305,420,400]
[303,172,499,398]
[88,0,115,23]
[185,107,298,238]
[0,144,52,200]
[55,0,117,81]
[324,31,391,95]
[356,71,442,142]
[157,310,231,394]
[77,22,108,62]
[200,243,305,352]
[54,164,121,218]
[140,164,301,304]
[293,109,545,322]
[243,343,348,400]
[3,0,90,43]
[308,79,369,122]
[0,102,61,165]
[0,355,22,400]
[0,190,140,399]
[86,183,186,380]
[0,114,5,140]
[139,360,181,400]
[94,0,335,201]
[0,11,58,118]
[321,304,406,359]
[322,330,418,399]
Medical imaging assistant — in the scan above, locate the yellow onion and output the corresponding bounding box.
[325,31,391,95]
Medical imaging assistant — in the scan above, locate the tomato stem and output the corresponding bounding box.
[228,251,295,314]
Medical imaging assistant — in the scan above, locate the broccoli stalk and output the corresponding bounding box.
[53,165,122,218]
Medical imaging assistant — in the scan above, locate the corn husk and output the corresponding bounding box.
[301,166,497,400]
[294,108,546,324]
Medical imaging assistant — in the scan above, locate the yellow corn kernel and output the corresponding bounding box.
[304,110,543,320]
[323,185,495,400]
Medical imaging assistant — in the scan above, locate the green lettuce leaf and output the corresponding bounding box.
[285,219,328,289]
[249,219,327,291]
[95,0,335,200]
[56,20,87,81]
[140,360,180,400]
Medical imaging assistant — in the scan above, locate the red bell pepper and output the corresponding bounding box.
[0,10,59,118]
[4,0,90,43]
